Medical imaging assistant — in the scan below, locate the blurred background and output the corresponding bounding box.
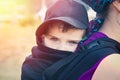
[0,0,95,80]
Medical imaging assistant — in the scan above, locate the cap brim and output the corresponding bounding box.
[44,17,88,29]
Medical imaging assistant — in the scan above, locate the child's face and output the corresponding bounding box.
[42,26,85,52]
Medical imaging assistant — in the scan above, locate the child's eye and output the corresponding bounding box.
[50,37,58,41]
[69,41,78,45]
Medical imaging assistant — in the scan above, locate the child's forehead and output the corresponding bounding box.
[47,25,84,35]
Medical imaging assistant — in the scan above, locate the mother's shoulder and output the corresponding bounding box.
[92,53,120,80]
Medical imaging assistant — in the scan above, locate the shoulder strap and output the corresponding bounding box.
[42,38,120,80]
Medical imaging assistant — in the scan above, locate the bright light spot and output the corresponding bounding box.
[88,9,96,20]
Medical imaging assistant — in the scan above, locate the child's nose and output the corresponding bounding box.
[57,43,68,51]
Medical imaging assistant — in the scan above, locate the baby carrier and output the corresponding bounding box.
[42,37,120,80]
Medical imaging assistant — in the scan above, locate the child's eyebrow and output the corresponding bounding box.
[46,34,58,38]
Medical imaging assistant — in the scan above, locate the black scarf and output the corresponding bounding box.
[21,43,73,80]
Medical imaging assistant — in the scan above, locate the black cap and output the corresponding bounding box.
[36,0,89,41]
